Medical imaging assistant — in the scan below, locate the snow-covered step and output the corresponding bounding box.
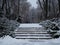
[17,27,44,30]
[15,35,51,38]
[15,30,48,34]
[15,34,51,36]
[15,36,52,39]
[15,36,51,38]
[19,24,42,27]
[16,30,47,32]
[15,31,47,33]
[16,29,47,32]
[15,32,47,34]
[15,35,51,37]
[17,27,45,30]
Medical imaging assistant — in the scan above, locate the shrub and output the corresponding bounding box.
[39,18,60,38]
[0,17,20,38]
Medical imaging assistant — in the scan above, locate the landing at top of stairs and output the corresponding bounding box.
[19,23,42,27]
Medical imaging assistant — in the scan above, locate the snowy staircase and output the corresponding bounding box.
[15,24,52,40]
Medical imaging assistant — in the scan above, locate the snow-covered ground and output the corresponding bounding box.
[0,36,60,45]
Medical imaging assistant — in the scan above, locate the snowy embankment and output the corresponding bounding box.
[0,36,60,45]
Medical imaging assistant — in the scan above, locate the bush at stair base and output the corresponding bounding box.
[52,30,60,38]
[0,17,20,38]
[47,23,60,38]
[39,19,60,38]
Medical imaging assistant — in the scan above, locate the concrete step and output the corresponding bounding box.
[15,34,51,36]
[15,36,52,39]
[16,35,51,38]
[15,30,48,34]
[16,30,47,32]
[16,27,45,30]
[18,27,44,30]
[15,32,48,34]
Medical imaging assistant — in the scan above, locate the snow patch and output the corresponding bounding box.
[0,36,29,45]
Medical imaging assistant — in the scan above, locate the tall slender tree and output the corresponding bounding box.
[38,0,48,20]
[58,0,60,17]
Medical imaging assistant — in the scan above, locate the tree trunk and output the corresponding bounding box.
[43,0,48,19]
[58,0,60,17]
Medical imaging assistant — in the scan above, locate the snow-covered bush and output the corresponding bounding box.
[52,30,60,38]
[39,18,60,38]
[0,17,20,38]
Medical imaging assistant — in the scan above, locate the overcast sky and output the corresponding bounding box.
[27,0,37,8]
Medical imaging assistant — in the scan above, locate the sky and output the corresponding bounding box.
[27,0,37,8]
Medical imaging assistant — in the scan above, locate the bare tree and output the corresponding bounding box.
[58,0,60,17]
[38,0,48,20]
